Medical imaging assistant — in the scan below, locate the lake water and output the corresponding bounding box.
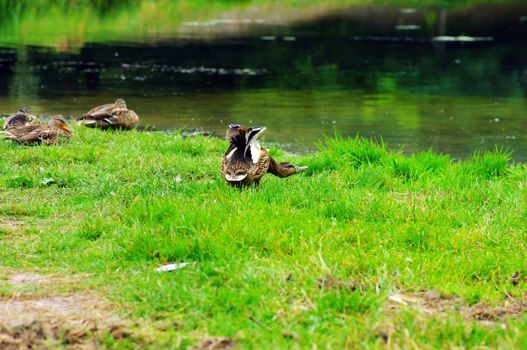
[1,2,527,159]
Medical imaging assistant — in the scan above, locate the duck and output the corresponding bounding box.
[221,124,307,186]
[77,98,139,129]
[2,107,37,130]
[3,116,73,145]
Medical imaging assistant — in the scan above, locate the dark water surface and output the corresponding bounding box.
[1,3,527,159]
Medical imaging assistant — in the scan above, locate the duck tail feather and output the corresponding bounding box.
[3,131,15,139]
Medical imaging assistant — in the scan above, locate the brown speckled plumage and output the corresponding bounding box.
[78,98,139,130]
[3,116,72,145]
[221,124,307,187]
[3,107,37,131]
[221,145,270,187]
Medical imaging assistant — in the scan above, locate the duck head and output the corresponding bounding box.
[115,98,127,109]
[20,108,36,123]
[49,116,73,134]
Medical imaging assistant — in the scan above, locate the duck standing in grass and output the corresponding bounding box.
[2,107,37,130]
[3,116,72,145]
[221,124,308,186]
[78,98,139,129]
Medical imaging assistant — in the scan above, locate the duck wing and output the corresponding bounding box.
[3,111,35,130]
[4,125,45,143]
[80,102,120,120]
[252,148,271,182]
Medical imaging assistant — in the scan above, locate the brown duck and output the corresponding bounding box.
[3,116,73,145]
[2,107,37,130]
[78,98,139,129]
[221,124,307,186]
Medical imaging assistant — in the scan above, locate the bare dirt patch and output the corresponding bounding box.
[317,275,365,292]
[8,273,51,287]
[2,271,93,295]
[188,337,235,350]
[0,219,24,232]
[387,290,527,324]
[0,272,134,349]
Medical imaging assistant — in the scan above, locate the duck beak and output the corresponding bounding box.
[243,126,266,157]
[62,125,73,133]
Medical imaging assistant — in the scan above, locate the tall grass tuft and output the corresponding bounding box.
[392,150,451,181]
[306,134,388,173]
[467,147,512,179]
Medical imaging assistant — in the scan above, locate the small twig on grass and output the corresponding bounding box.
[248,315,272,332]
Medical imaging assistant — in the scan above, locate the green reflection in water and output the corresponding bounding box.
[0,0,524,48]
[1,89,525,159]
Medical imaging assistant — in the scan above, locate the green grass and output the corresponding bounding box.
[0,0,523,48]
[1,127,527,348]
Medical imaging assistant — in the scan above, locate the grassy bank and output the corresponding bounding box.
[0,0,523,48]
[1,128,527,348]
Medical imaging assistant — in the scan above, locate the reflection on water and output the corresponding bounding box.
[1,3,527,159]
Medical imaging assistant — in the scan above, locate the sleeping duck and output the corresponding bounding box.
[2,107,37,130]
[221,124,307,186]
[78,98,139,130]
[3,116,72,145]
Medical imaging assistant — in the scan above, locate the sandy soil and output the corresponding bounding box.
[0,273,132,350]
